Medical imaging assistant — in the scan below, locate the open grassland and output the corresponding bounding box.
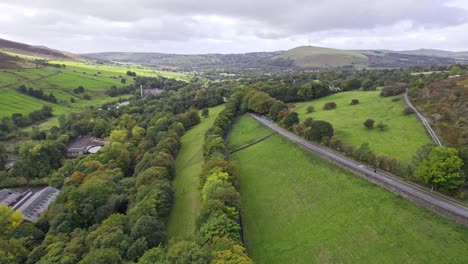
[228,115,468,264]
[293,91,431,160]
[167,105,225,239]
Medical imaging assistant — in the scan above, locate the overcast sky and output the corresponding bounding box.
[1,0,467,54]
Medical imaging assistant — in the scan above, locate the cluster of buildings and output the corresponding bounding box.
[67,136,105,157]
[0,186,60,222]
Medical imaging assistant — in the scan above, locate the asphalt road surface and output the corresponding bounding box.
[249,113,468,222]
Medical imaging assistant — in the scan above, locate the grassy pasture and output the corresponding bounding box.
[293,91,431,160]
[0,59,190,124]
[167,105,225,239]
[0,89,69,117]
[50,60,192,81]
[228,115,468,264]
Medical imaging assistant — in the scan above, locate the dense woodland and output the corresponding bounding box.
[0,64,467,262]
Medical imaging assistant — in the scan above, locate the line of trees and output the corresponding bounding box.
[8,105,54,128]
[17,85,57,103]
[243,89,299,130]
[190,91,253,263]
[0,73,239,262]
[106,85,134,97]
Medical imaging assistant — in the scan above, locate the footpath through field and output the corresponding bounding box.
[167,105,224,239]
[249,113,468,225]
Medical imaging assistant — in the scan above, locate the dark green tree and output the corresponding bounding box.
[305,120,334,142]
[201,108,209,118]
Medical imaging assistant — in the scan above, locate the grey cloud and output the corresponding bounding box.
[1,0,468,53]
[9,0,468,32]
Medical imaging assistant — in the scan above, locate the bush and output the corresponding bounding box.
[306,106,314,113]
[363,119,374,129]
[73,86,85,93]
[403,107,414,115]
[279,111,299,129]
[350,99,359,105]
[323,102,337,110]
[380,83,407,97]
[377,122,387,131]
[303,117,314,127]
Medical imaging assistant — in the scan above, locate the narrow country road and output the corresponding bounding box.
[249,113,468,225]
[402,90,442,146]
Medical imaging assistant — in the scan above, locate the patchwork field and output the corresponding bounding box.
[228,115,468,264]
[0,59,191,127]
[167,105,225,239]
[293,91,431,160]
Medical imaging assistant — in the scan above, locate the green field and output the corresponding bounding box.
[0,59,191,128]
[273,46,368,68]
[293,91,431,160]
[167,105,225,239]
[228,115,468,264]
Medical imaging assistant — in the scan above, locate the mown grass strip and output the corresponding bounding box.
[167,105,225,239]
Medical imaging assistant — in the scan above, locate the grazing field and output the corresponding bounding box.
[0,89,69,116]
[293,91,431,160]
[228,115,468,264]
[167,105,225,239]
[0,60,190,124]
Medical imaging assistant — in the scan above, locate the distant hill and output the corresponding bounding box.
[84,46,468,71]
[397,49,468,59]
[0,51,35,69]
[0,38,80,62]
[273,46,368,68]
[83,51,290,72]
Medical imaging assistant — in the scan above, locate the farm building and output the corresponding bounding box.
[67,136,105,157]
[0,186,60,222]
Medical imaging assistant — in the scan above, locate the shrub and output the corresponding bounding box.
[323,102,337,110]
[380,83,407,97]
[363,119,374,129]
[303,117,314,127]
[306,106,314,113]
[350,99,359,105]
[377,122,387,131]
[403,107,414,115]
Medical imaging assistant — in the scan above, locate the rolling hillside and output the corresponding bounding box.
[398,49,468,59]
[273,46,368,68]
[0,51,35,69]
[85,46,467,70]
[0,38,80,62]
[82,51,288,71]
